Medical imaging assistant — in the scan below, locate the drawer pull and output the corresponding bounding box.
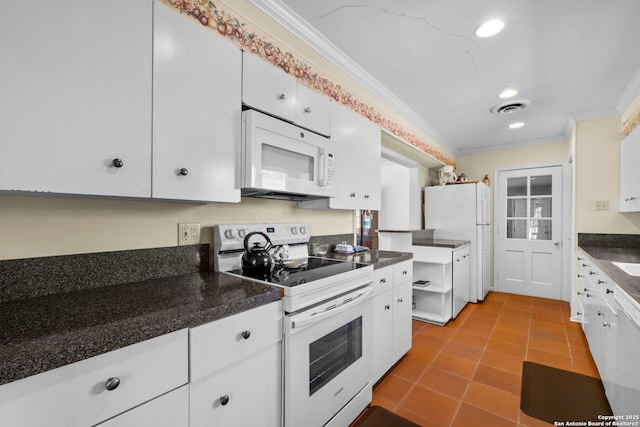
[589,271,597,275]
[178,167,189,176]
[241,330,251,340]
[380,278,386,284]
[219,395,230,406]
[303,107,312,113]
[402,270,408,275]
[398,298,403,303]
[105,377,121,391]
[111,158,124,168]
[384,305,390,310]
[606,288,614,294]
[278,93,286,101]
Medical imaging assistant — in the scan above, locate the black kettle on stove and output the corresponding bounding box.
[241,231,273,277]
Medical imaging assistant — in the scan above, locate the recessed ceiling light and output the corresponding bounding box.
[474,19,505,38]
[509,122,525,129]
[499,88,518,99]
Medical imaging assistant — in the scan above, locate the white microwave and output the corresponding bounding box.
[241,109,337,201]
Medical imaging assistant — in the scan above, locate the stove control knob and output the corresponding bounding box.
[223,229,234,239]
[238,228,247,238]
[299,226,307,235]
[290,227,298,235]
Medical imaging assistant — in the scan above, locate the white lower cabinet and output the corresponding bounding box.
[371,260,413,383]
[189,300,283,427]
[189,344,281,427]
[0,330,188,427]
[613,289,640,415]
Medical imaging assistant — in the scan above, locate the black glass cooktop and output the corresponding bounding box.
[230,257,368,288]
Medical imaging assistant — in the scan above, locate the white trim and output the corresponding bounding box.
[249,0,449,147]
[459,135,569,155]
[616,67,640,113]
[493,161,571,301]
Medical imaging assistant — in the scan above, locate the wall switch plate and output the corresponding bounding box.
[178,223,200,245]
[594,200,609,211]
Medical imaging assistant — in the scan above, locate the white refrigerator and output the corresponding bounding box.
[424,183,491,302]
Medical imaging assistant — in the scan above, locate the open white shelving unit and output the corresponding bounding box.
[411,248,453,325]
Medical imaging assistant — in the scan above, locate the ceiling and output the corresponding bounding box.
[253,0,640,154]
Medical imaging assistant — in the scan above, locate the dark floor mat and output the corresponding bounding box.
[351,406,421,427]
[521,361,613,424]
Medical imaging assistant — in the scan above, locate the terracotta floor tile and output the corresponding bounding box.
[450,329,489,349]
[526,348,573,372]
[391,354,430,382]
[473,364,522,395]
[452,403,518,427]
[418,366,470,399]
[530,318,567,334]
[527,336,570,358]
[455,322,494,338]
[372,373,414,408]
[528,328,567,344]
[491,329,529,346]
[479,349,523,376]
[442,340,485,362]
[463,381,521,421]
[398,384,461,426]
[494,320,531,337]
[431,352,479,380]
[418,324,458,340]
[412,333,448,352]
[394,407,442,427]
[486,339,527,359]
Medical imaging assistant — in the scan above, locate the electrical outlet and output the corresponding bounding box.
[594,200,609,211]
[178,223,200,246]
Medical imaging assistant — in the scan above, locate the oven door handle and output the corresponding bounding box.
[291,286,373,329]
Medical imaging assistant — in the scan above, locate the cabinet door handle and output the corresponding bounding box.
[219,395,230,406]
[241,330,251,340]
[278,93,286,101]
[402,270,408,275]
[350,193,356,198]
[606,288,613,294]
[111,158,124,168]
[589,271,597,275]
[364,194,370,199]
[603,322,611,327]
[384,304,390,310]
[380,278,386,284]
[397,298,403,303]
[178,168,189,176]
[105,377,121,391]
[303,107,312,113]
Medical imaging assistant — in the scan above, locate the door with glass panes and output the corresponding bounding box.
[496,166,563,299]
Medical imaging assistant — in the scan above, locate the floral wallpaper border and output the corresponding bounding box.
[161,0,456,167]
[622,108,640,139]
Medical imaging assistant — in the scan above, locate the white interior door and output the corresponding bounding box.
[496,166,563,299]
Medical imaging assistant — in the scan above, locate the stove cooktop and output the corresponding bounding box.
[229,257,369,288]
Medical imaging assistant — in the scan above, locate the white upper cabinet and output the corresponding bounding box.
[0,0,153,198]
[242,52,297,123]
[241,52,331,136]
[619,125,640,212]
[299,101,381,210]
[153,4,241,202]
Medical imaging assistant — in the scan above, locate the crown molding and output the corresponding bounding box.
[249,0,449,147]
[616,67,640,114]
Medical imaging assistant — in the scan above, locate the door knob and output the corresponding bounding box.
[553,241,560,246]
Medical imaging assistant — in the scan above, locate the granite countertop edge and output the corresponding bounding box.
[412,238,471,249]
[578,245,640,303]
[323,249,413,270]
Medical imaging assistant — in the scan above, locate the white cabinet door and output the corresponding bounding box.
[619,126,640,212]
[295,83,331,137]
[242,52,297,122]
[452,246,471,318]
[0,0,152,198]
[190,344,282,427]
[153,4,241,202]
[299,102,381,210]
[613,290,640,416]
[392,280,413,361]
[95,385,189,427]
[372,289,394,383]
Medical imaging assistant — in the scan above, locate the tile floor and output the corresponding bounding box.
[369,291,599,427]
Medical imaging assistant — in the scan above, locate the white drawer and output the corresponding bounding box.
[95,385,189,427]
[190,343,282,427]
[189,301,283,382]
[393,260,413,286]
[0,329,188,427]
[372,266,393,297]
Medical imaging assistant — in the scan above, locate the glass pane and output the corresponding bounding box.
[507,199,527,217]
[530,175,552,196]
[507,219,527,239]
[262,144,314,181]
[309,316,362,396]
[528,219,552,240]
[507,177,527,196]
[530,197,552,218]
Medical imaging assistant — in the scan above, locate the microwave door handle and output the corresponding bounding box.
[318,147,327,186]
[291,287,373,329]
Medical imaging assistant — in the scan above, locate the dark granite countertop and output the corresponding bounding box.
[412,238,471,249]
[0,246,281,386]
[324,249,413,270]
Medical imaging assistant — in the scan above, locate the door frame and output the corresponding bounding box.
[493,161,572,301]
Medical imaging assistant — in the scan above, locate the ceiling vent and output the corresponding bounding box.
[490,99,531,115]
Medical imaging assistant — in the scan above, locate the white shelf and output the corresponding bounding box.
[412,309,448,326]
[412,283,451,294]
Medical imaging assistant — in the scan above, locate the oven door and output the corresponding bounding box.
[242,109,336,198]
[284,285,373,427]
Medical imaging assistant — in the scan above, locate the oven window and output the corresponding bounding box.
[309,316,362,396]
[262,144,314,181]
